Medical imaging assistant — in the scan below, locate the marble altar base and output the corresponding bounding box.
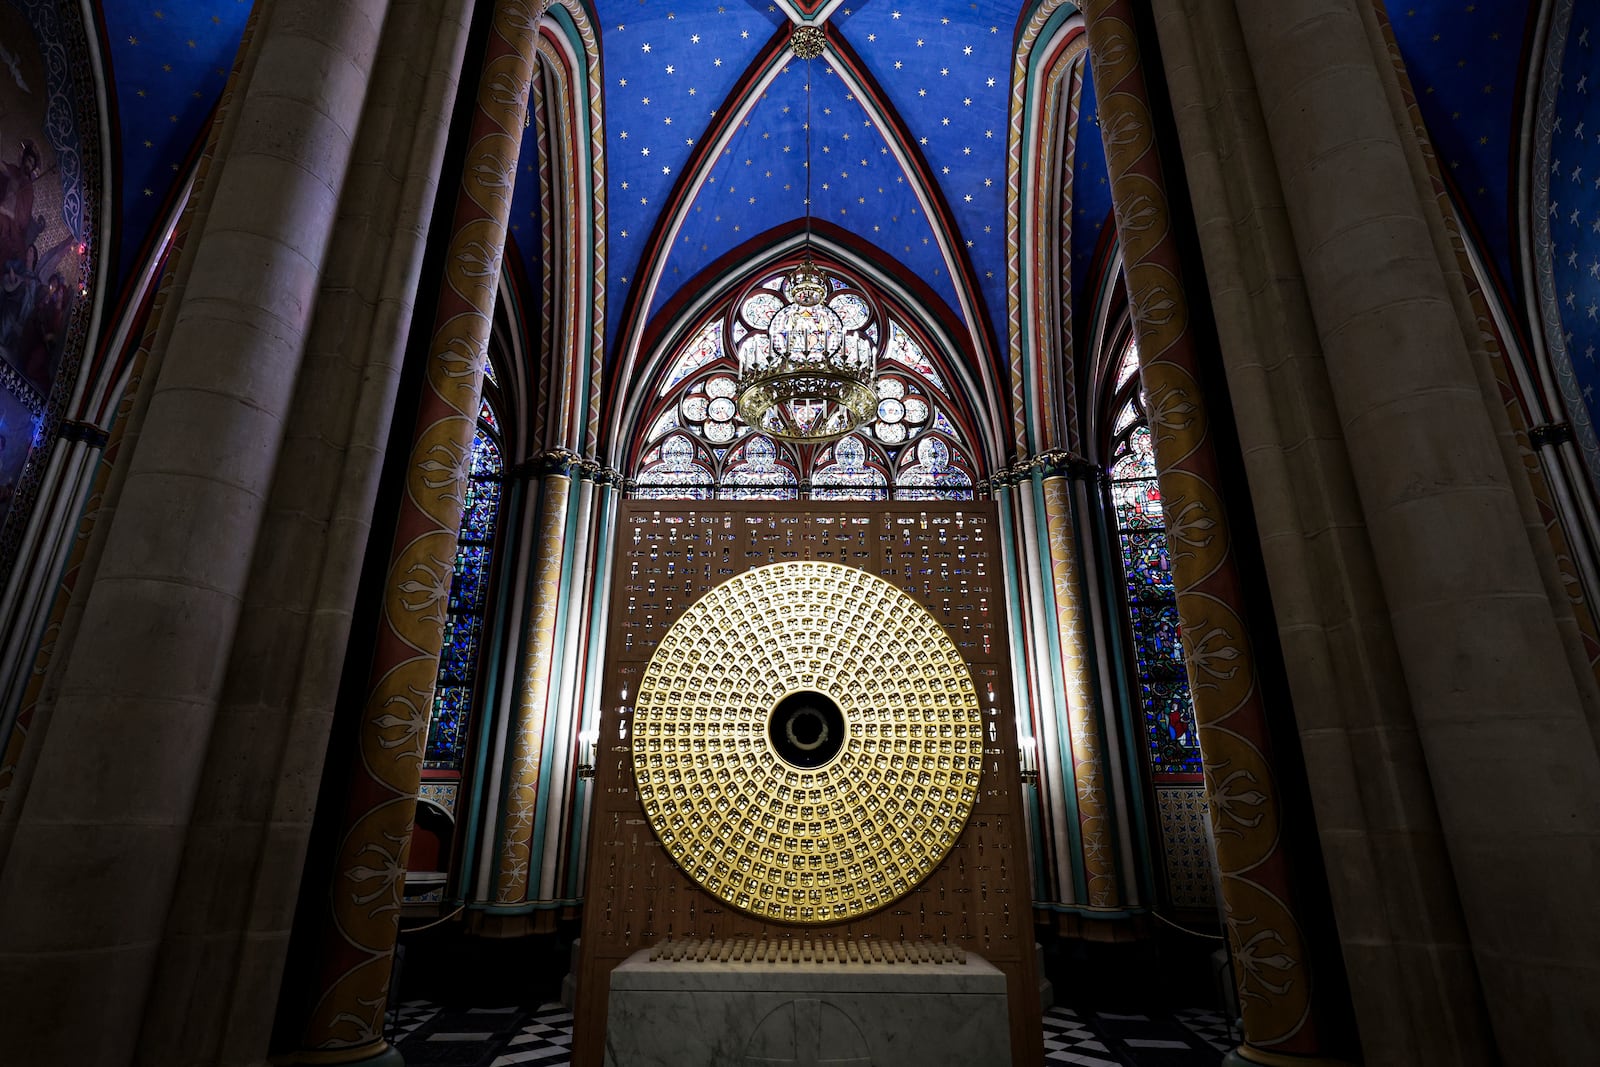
[603,946,1012,1066]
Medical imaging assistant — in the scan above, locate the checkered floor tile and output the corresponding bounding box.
[389,999,440,1040]
[490,1005,574,1065]
[395,999,1226,1066]
[1043,1006,1122,1065]
[1174,1007,1235,1053]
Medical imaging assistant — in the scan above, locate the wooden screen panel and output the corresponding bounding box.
[574,501,1042,1065]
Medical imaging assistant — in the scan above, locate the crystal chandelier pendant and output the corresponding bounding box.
[735,257,878,442]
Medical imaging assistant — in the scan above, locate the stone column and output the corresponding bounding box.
[1004,470,1084,904]
[1221,0,1600,1057]
[493,452,573,906]
[1081,2,1351,1062]
[293,3,540,1060]
[0,25,245,826]
[0,8,261,832]
[0,2,389,1062]
[137,0,478,1061]
[1040,459,1120,909]
[1370,3,1600,717]
[1145,1,1493,1060]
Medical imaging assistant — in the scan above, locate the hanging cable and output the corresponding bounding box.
[804,51,813,250]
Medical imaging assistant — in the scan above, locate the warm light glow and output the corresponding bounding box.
[735,258,878,442]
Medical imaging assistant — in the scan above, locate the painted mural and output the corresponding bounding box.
[0,0,94,564]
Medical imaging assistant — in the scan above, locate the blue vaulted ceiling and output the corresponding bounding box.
[648,58,962,325]
[594,0,785,341]
[77,1,1587,438]
[1387,1,1534,297]
[95,1,252,297]
[1070,58,1109,349]
[596,0,1027,379]
[828,1,1018,331]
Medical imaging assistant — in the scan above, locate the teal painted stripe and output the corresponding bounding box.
[1085,482,1157,903]
[469,898,584,916]
[1030,901,1150,922]
[562,484,617,901]
[1031,473,1086,904]
[454,476,528,906]
[994,487,1050,904]
[1014,3,1085,455]
[524,477,583,897]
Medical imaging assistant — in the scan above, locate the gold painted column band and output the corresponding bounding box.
[296,2,542,1058]
[0,8,258,822]
[1081,1,1329,1056]
[1041,474,1118,907]
[495,470,571,903]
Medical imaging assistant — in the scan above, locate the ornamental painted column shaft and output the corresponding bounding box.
[1040,466,1119,909]
[495,457,573,903]
[296,2,541,1059]
[1081,2,1341,1060]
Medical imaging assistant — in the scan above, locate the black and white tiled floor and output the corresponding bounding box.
[392,1000,1232,1066]
[1042,1005,1232,1064]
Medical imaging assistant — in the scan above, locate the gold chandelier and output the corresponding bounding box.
[735,25,877,443]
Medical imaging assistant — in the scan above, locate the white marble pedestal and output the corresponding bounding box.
[603,946,1012,1066]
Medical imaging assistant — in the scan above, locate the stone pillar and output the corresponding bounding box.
[493,452,573,905]
[0,1,389,1062]
[1371,3,1600,716]
[1145,1,1493,1060]
[1080,2,1350,1062]
[1040,460,1120,909]
[293,3,540,1060]
[1221,0,1600,1057]
[0,14,251,827]
[138,0,478,1061]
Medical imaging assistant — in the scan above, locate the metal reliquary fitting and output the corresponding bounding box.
[790,24,826,60]
[630,562,983,925]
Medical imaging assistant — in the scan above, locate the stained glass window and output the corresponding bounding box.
[813,434,889,501]
[635,433,716,499]
[722,434,800,500]
[1107,348,1202,781]
[424,410,505,770]
[895,434,975,501]
[631,265,977,501]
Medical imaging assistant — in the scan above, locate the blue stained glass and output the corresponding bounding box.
[1110,390,1202,781]
[894,435,975,502]
[636,433,715,498]
[461,481,502,542]
[884,322,947,390]
[1110,477,1162,528]
[1129,604,1185,673]
[470,429,503,478]
[450,544,492,614]
[1119,529,1173,600]
[438,617,482,681]
[479,397,500,432]
[721,435,799,501]
[426,686,472,765]
[660,323,723,394]
[1141,679,1200,779]
[425,417,505,771]
[813,434,889,501]
[631,287,980,502]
